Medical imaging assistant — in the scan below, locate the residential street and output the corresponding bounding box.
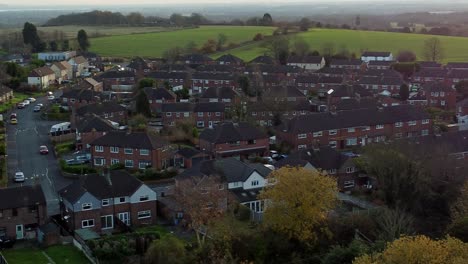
[5,91,72,216]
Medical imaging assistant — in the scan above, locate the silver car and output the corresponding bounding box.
[14,172,25,182]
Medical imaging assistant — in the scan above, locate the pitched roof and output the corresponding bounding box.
[330,59,363,66]
[83,78,100,87]
[361,69,401,78]
[0,84,12,95]
[76,115,117,133]
[335,98,379,111]
[161,102,193,112]
[192,72,234,80]
[30,66,55,77]
[193,102,225,112]
[250,55,276,64]
[143,87,176,101]
[446,62,468,69]
[447,69,468,79]
[279,105,430,134]
[90,131,168,149]
[413,68,448,78]
[362,51,392,57]
[196,64,236,73]
[245,64,301,74]
[176,147,202,158]
[200,87,239,99]
[0,185,46,210]
[127,57,151,70]
[411,130,468,154]
[287,55,323,64]
[59,170,144,203]
[418,61,442,69]
[179,53,213,63]
[216,54,244,64]
[199,122,268,143]
[161,102,225,112]
[157,64,192,72]
[71,56,87,64]
[76,102,126,116]
[62,88,101,101]
[148,71,188,80]
[263,86,306,99]
[368,60,395,66]
[98,70,135,79]
[422,81,454,92]
[53,61,72,70]
[275,146,351,170]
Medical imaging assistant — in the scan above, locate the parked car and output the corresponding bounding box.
[274,154,288,161]
[66,159,85,165]
[39,145,49,155]
[10,118,17,125]
[263,157,274,164]
[0,236,15,249]
[37,103,44,108]
[23,99,30,106]
[14,171,25,182]
[33,105,41,112]
[269,150,279,159]
[10,113,17,120]
[47,91,53,96]
[47,95,55,100]
[27,97,36,102]
[17,103,25,109]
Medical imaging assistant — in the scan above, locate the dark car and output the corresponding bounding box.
[0,236,15,249]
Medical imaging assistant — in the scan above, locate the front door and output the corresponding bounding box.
[16,225,24,240]
[118,212,130,226]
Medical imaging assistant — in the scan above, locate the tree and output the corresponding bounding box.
[397,50,417,62]
[62,39,69,51]
[126,12,145,25]
[451,181,468,222]
[49,40,58,51]
[263,35,289,61]
[253,33,264,41]
[261,13,273,26]
[353,235,468,264]
[128,113,148,131]
[323,240,369,264]
[259,167,338,244]
[375,208,414,242]
[238,75,255,97]
[399,84,410,100]
[355,15,361,27]
[423,37,444,62]
[144,236,188,264]
[217,33,227,51]
[135,91,151,117]
[138,78,155,90]
[184,41,197,53]
[200,39,217,54]
[22,22,42,52]
[292,37,310,57]
[169,13,185,26]
[322,42,336,57]
[162,46,183,64]
[299,17,311,32]
[77,29,90,51]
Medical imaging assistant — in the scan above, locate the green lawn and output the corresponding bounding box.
[1,248,49,264]
[214,28,468,63]
[44,245,90,264]
[89,25,276,58]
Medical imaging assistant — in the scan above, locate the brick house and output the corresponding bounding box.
[262,86,308,102]
[172,147,211,169]
[367,60,394,70]
[74,102,128,125]
[446,62,468,70]
[61,88,102,108]
[161,102,225,128]
[358,76,405,95]
[329,59,363,70]
[59,170,157,234]
[0,85,13,103]
[275,146,362,190]
[147,71,189,88]
[215,54,244,66]
[199,86,240,106]
[0,185,47,240]
[179,54,214,66]
[96,70,136,91]
[361,51,393,62]
[143,87,177,114]
[190,72,236,94]
[75,114,117,150]
[296,75,344,96]
[90,131,172,170]
[199,122,269,159]
[411,68,448,84]
[276,105,432,150]
[446,69,468,87]
[287,55,325,71]
[421,81,457,110]
[126,57,152,78]
[78,78,103,92]
[250,55,276,65]
[247,101,314,127]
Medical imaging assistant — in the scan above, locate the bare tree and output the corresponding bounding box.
[423,37,444,62]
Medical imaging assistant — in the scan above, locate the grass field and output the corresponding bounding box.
[89,26,276,58]
[214,28,468,63]
[2,245,89,264]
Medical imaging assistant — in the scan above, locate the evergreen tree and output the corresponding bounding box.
[135,90,151,117]
[77,29,90,51]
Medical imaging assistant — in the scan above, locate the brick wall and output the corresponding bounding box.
[0,204,47,238]
[200,138,270,158]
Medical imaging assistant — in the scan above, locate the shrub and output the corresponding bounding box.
[253,33,264,41]
[0,144,5,155]
[110,163,125,170]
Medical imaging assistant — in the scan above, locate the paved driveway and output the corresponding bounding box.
[5,91,73,216]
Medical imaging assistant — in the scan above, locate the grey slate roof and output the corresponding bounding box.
[193,102,225,112]
[0,185,46,210]
[90,131,168,149]
[76,102,126,116]
[362,51,392,57]
[250,55,276,65]
[216,54,244,64]
[148,71,188,80]
[279,105,430,134]
[60,170,143,203]
[287,55,323,64]
[143,87,176,101]
[62,89,101,101]
[275,146,351,170]
[98,70,135,79]
[76,115,117,133]
[200,87,239,99]
[263,86,306,99]
[199,122,268,143]
[192,72,234,80]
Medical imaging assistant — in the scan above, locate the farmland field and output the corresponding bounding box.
[214,28,468,63]
[89,26,276,58]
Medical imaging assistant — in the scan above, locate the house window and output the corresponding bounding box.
[176,112,180,118]
[82,203,92,211]
[344,180,355,189]
[329,129,337,135]
[166,112,172,117]
[440,92,445,97]
[408,121,417,126]
[12,208,18,217]
[346,167,355,173]
[207,112,211,117]
[102,199,110,206]
[395,122,403,127]
[139,161,151,169]
[82,219,95,228]
[346,138,357,146]
[101,215,113,229]
[422,129,429,136]
[110,147,119,153]
[116,197,127,204]
[328,169,337,175]
[140,149,149,156]
[198,112,204,117]
[215,112,221,116]
[197,121,205,128]
[251,180,259,186]
[125,160,134,168]
[298,144,307,150]
[313,131,323,137]
[329,141,337,148]
[94,158,105,166]
[229,141,240,146]
[184,112,190,117]
[298,133,307,139]
[124,148,133,154]
[247,139,256,145]
[376,124,384,129]
[95,146,104,152]
[138,210,151,219]
[111,159,120,165]
[252,112,257,116]
[422,119,430,124]
[441,100,446,106]
[395,133,403,139]
[347,127,355,133]
[139,195,149,202]
[362,126,370,131]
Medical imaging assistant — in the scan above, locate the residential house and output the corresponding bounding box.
[367,60,394,70]
[3,53,30,65]
[126,57,152,77]
[68,56,89,77]
[61,88,102,108]
[199,86,240,106]
[296,75,343,96]
[446,69,468,86]
[78,78,103,92]
[96,70,136,91]
[196,64,237,73]
[0,85,13,103]
[215,54,244,66]
[248,101,314,127]
[172,147,210,169]
[407,93,428,107]
[244,64,301,78]
[74,102,127,125]
[143,87,177,113]
[315,68,349,78]
[38,51,76,61]
[361,51,393,62]
[275,147,362,190]
[335,98,379,111]
[147,71,189,88]
[361,69,402,78]
[418,61,442,69]
[457,98,468,129]
[358,76,405,95]
[330,59,363,70]
[262,85,308,102]
[28,66,56,89]
[190,72,236,94]
[250,55,276,65]
[59,170,157,234]
[179,54,214,66]
[287,56,325,71]
[161,102,225,128]
[446,62,468,70]
[0,185,47,240]
[411,68,448,84]
[199,122,269,158]
[50,61,73,83]
[328,84,374,105]
[421,81,457,110]
[75,114,117,150]
[90,131,172,170]
[276,105,432,150]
